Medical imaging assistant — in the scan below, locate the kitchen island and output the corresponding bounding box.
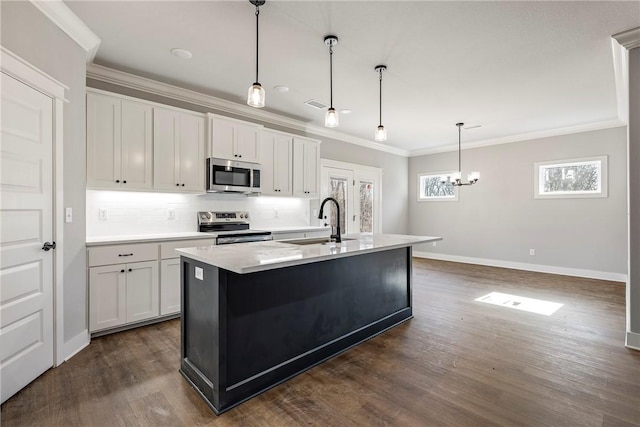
[176,233,441,414]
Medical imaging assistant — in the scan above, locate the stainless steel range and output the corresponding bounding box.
[197,211,272,245]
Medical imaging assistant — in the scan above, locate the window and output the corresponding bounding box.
[417,172,458,201]
[534,155,608,199]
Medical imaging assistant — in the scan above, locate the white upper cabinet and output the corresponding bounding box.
[293,137,320,198]
[208,114,262,163]
[261,130,293,196]
[87,92,153,190]
[153,107,205,192]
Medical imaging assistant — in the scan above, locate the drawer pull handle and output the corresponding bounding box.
[118,253,134,257]
[120,269,125,273]
[128,268,132,272]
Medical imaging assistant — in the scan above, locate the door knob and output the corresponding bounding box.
[42,241,56,251]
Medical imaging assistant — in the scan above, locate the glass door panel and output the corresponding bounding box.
[358,180,374,233]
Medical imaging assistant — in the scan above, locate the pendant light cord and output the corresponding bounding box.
[379,69,383,126]
[329,43,334,108]
[458,125,462,174]
[255,6,260,83]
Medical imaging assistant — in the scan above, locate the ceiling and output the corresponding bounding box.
[66,1,639,155]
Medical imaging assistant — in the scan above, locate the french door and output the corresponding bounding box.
[320,160,382,235]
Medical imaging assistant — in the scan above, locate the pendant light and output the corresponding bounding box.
[441,123,480,186]
[247,0,266,108]
[374,65,387,142]
[324,35,339,127]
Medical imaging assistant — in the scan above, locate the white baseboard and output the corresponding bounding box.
[413,251,627,283]
[626,331,640,351]
[62,329,90,362]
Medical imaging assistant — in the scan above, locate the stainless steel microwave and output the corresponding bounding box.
[206,158,261,194]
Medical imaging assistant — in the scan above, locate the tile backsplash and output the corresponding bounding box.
[86,190,314,236]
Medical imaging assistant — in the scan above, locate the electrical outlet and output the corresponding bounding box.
[168,208,176,220]
[65,207,73,223]
[274,209,279,218]
[99,208,108,221]
[529,249,535,256]
[432,241,437,247]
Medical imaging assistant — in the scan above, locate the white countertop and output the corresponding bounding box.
[175,234,442,274]
[85,226,330,246]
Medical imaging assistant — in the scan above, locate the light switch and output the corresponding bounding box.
[99,208,108,220]
[65,207,73,223]
[195,266,203,280]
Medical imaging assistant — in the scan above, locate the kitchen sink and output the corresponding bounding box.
[284,237,356,246]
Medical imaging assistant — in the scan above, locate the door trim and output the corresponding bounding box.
[1,47,76,366]
[320,159,383,234]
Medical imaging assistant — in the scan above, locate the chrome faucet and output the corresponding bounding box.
[318,197,342,243]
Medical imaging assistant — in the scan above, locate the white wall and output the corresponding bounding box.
[409,126,628,279]
[1,2,88,347]
[86,190,311,236]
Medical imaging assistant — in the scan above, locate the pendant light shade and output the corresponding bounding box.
[326,107,339,128]
[324,35,339,128]
[247,83,265,108]
[247,0,266,108]
[374,65,387,142]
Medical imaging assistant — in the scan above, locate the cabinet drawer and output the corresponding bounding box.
[88,243,158,267]
[160,239,216,259]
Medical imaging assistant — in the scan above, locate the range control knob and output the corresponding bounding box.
[239,214,244,219]
[245,213,249,219]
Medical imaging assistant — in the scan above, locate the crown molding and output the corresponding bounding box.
[87,63,411,157]
[613,27,640,50]
[408,119,626,157]
[29,0,100,63]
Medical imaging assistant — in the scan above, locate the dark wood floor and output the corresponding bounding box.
[2,259,639,426]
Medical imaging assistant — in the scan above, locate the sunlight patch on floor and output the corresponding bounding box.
[475,292,563,316]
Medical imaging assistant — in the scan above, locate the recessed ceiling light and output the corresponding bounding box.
[340,109,352,114]
[171,48,193,59]
[273,85,289,93]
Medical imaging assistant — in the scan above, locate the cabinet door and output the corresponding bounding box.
[260,131,277,195]
[235,122,260,163]
[303,140,320,197]
[89,264,127,332]
[126,260,159,323]
[120,100,153,190]
[293,138,320,197]
[209,117,236,161]
[274,134,293,195]
[153,107,180,191]
[87,92,121,189]
[160,258,181,315]
[179,114,205,191]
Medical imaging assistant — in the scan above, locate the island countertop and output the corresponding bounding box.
[175,233,442,274]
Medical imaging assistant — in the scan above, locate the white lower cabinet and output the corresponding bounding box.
[89,260,158,332]
[271,230,331,241]
[160,258,180,316]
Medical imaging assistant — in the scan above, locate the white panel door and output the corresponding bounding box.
[273,134,293,195]
[0,73,54,404]
[160,258,181,315]
[209,117,236,160]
